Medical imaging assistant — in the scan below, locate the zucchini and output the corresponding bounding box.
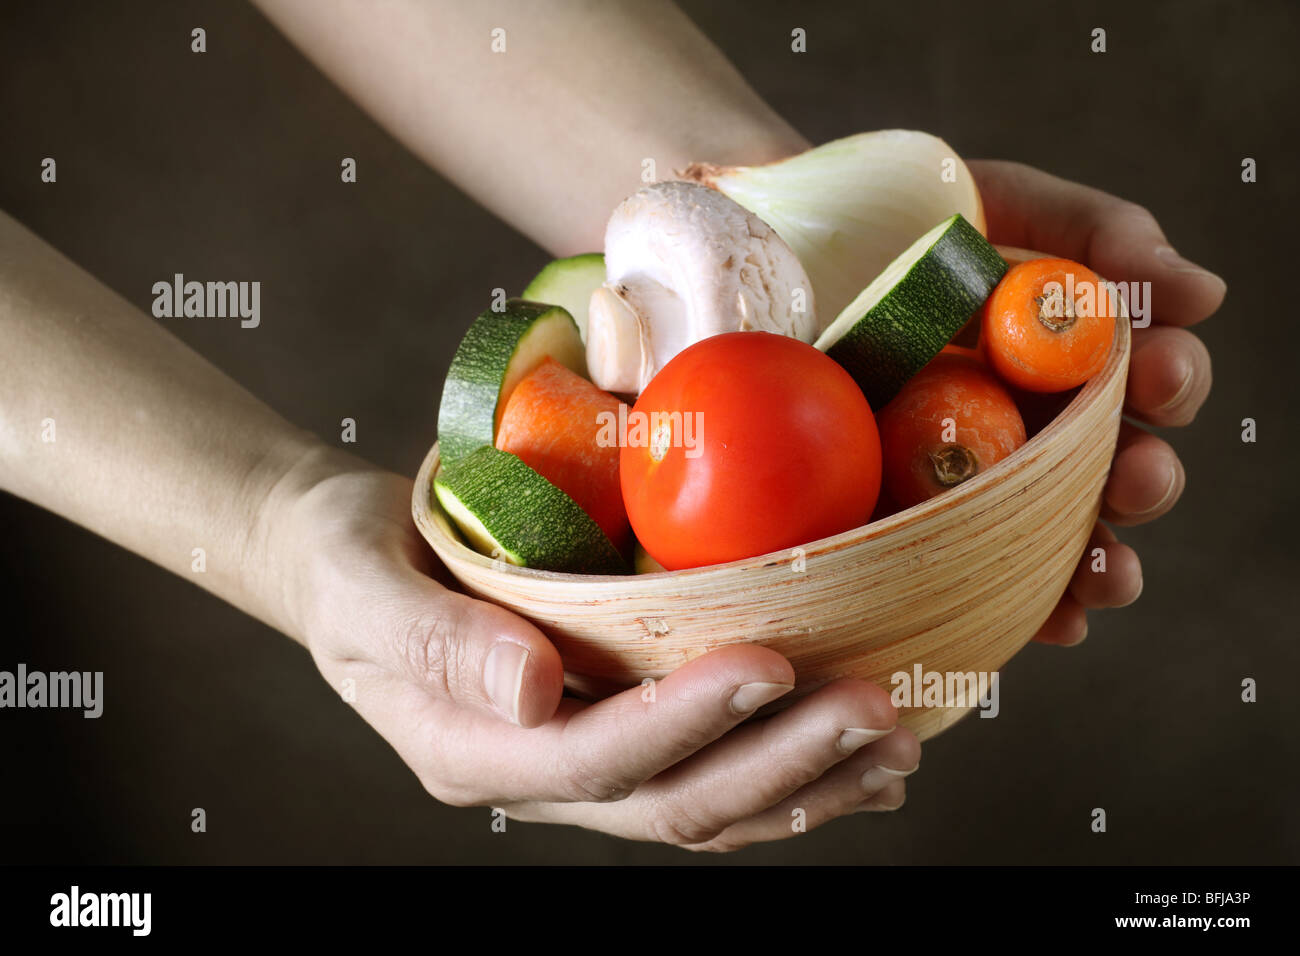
[814,214,1006,409]
[521,253,605,343]
[437,299,586,461]
[434,446,626,574]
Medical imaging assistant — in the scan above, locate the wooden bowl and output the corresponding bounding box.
[412,248,1131,740]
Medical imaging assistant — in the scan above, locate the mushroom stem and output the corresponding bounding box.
[586,287,646,395]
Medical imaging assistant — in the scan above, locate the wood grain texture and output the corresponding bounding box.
[412,248,1132,740]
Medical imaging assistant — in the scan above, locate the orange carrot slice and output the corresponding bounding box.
[495,358,630,552]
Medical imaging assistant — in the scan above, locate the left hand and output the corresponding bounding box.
[272,464,917,850]
[969,160,1225,646]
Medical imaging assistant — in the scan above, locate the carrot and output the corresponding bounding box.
[495,357,631,551]
[939,343,983,362]
[876,352,1027,509]
[945,336,1068,442]
[980,257,1116,392]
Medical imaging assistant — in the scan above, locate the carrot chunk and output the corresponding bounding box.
[495,358,631,551]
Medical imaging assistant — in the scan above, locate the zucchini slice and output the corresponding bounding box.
[438,299,586,461]
[434,446,626,575]
[521,253,605,344]
[814,214,1006,409]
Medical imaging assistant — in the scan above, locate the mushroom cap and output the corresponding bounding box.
[605,181,817,339]
[588,181,817,394]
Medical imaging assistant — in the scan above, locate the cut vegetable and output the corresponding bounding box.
[587,182,817,395]
[683,130,986,321]
[495,357,631,552]
[437,299,586,461]
[434,446,626,574]
[815,214,1006,410]
[521,253,605,344]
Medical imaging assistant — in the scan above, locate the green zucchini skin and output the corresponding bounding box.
[437,299,583,462]
[823,215,1006,410]
[434,446,627,575]
[521,253,605,343]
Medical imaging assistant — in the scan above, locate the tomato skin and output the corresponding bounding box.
[621,332,881,571]
[876,352,1026,510]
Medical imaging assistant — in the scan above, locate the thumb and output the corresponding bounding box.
[376,566,565,727]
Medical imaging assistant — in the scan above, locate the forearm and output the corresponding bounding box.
[0,210,354,636]
[253,0,809,254]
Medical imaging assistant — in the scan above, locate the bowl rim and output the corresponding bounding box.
[412,245,1132,587]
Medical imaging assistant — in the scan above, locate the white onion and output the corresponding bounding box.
[683,130,986,322]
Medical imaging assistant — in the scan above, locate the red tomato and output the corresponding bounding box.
[621,332,881,570]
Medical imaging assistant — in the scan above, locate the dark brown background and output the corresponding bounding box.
[1,0,1296,864]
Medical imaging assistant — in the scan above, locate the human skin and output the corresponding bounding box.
[253,0,1222,643]
[0,0,1221,851]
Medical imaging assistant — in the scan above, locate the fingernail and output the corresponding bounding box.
[1135,462,1180,518]
[1109,455,1180,521]
[1154,246,1227,290]
[856,792,907,812]
[730,681,793,715]
[861,764,918,793]
[484,642,529,723]
[837,727,893,754]
[1155,359,1195,412]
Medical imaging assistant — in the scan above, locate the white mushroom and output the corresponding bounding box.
[587,181,819,394]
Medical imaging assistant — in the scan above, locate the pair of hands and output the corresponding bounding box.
[273,162,1223,851]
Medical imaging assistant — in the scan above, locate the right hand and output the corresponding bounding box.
[271,461,919,851]
[969,160,1222,646]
